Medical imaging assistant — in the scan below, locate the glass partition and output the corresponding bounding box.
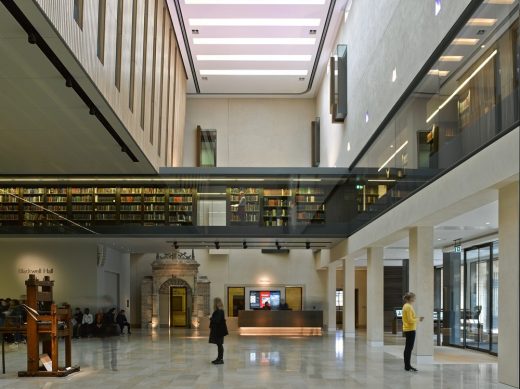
[351,1,519,229]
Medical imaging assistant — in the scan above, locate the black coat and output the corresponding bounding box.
[209,308,228,344]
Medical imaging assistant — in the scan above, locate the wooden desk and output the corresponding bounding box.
[0,327,27,374]
[238,310,323,335]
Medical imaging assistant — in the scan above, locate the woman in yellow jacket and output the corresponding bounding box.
[402,292,424,372]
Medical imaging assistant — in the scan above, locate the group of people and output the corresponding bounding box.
[0,298,27,344]
[72,307,131,338]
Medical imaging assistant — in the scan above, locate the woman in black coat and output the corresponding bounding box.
[209,297,228,365]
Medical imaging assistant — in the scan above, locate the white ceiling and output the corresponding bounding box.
[168,0,348,96]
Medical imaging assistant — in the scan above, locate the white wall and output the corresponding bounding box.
[0,240,130,315]
[183,98,315,167]
[316,0,471,167]
[130,249,327,324]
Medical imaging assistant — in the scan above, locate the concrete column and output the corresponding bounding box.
[343,257,356,337]
[409,226,434,364]
[367,247,384,346]
[327,262,337,333]
[498,181,519,388]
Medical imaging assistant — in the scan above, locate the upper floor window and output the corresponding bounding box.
[73,0,83,29]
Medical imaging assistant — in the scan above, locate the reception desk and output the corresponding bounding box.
[238,310,323,336]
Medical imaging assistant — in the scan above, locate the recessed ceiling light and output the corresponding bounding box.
[452,38,479,45]
[347,142,351,151]
[193,37,316,45]
[484,0,514,3]
[189,18,321,26]
[392,67,397,82]
[467,18,497,26]
[200,69,308,76]
[485,222,491,225]
[191,29,199,34]
[186,0,325,3]
[439,55,463,62]
[365,111,369,123]
[309,29,317,35]
[428,69,450,76]
[196,54,312,61]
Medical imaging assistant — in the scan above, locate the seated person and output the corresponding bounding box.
[72,307,83,339]
[116,309,131,335]
[94,309,104,336]
[81,308,94,337]
[263,301,271,310]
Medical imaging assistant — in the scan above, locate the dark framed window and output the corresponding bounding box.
[97,0,106,64]
[197,126,217,167]
[73,0,83,29]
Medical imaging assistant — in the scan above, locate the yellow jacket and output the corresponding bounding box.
[402,303,417,332]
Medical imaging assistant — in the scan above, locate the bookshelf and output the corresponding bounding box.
[0,187,20,223]
[120,188,142,224]
[94,188,117,222]
[356,185,380,212]
[295,188,326,224]
[227,187,260,224]
[22,188,45,226]
[143,187,167,226]
[263,189,293,227]
[70,188,93,225]
[45,188,69,225]
[168,188,195,225]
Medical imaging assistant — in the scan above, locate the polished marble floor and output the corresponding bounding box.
[1,330,499,388]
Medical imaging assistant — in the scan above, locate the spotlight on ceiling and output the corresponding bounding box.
[243,241,247,249]
[215,241,220,250]
[65,78,73,87]
[173,241,179,250]
[306,241,311,249]
[89,106,96,115]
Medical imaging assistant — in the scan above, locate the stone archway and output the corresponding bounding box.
[159,277,193,328]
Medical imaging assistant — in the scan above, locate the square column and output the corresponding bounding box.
[498,181,519,388]
[327,262,337,333]
[343,257,356,337]
[367,247,384,346]
[409,226,434,364]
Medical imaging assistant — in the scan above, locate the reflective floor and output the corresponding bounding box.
[1,330,498,388]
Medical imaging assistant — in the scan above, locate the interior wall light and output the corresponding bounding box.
[196,54,312,61]
[365,111,369,123]
[89,106,96,115]
[435,0,441,16]
[347,142,351,151]
[189,18,321,26]
[305,242,311,249]
[276,241,281,250]
[426,49,497,123]
[193,37,316,45]
[243,241,248,249]
[215,242,220,249]
[391,68,397,82]
[200,69,308,76]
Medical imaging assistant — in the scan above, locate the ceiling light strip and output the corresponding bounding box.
[378,141,409,172]
[193,37,316,45]
[196,54,312,61]
[189,18,321,26]
[200,69,308,76]
[426,49,497,123]
[185,0,326,4]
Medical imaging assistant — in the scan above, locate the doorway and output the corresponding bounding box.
[170,287,187,327]
[463,243,499,354]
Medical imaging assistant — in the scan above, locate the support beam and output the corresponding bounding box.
[367,247,384,346]
[498,181,519,388]
[409,226,434,364]
[343,257,355,337]
[326,261,337,333]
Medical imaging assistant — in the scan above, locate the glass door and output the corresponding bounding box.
[463,243,496,354]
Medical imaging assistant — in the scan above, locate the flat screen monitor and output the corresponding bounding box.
[249,290,280,309]
[394,308,403,318]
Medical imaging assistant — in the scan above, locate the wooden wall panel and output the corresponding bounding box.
[33,0,187,170]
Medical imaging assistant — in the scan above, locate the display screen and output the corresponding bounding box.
[394,308,403,318]
[250,291,280,309]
